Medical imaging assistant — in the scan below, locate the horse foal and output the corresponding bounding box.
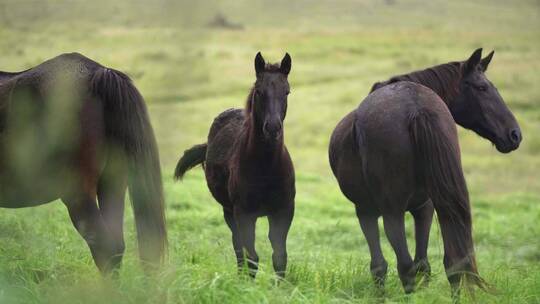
[175,52,295,278]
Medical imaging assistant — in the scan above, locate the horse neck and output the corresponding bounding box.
[240,115,284,164]
[401,62,463,111]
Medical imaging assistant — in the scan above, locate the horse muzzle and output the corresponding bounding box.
[495,127,522,153]
[263,120,283,141]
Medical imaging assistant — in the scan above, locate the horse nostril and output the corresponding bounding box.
[509,128,522,144]
[276,121,283,132]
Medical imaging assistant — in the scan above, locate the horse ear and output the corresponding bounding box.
[280,53,292,75]
[480,50,494,72]
[465,48,482,73]
[254,52,265,75]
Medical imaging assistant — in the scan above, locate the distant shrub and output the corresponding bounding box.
[206,13,244,30]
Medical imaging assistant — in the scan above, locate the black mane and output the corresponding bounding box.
[371,62,464,104]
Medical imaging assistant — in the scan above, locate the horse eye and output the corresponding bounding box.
[477,85,487,92]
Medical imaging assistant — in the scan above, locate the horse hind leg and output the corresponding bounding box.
[382,213,416,293]
[355,207,388,288]
[410,199,434,285]
[96,159,128,273]
[62,191,119,274]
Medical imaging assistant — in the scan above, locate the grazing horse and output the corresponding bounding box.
[174,53,295,278]
[0,53,167,273]
[329,49,521,294]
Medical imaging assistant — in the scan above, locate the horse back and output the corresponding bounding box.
[0,53,102,119]
[206,108,245,166]
[356,81,451,147]
[0,52,101,86]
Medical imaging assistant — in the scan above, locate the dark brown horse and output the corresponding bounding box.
[329,49,521,295]
[175,53,295,278]
[0,53,167,273]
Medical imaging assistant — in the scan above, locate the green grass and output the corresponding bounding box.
[0,0,539,303]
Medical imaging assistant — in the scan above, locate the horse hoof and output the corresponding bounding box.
[402,274,416,294]
[415,259,431,287]
[371,260,388,287]
[402,276,416,294]
[275,271,286,279]
[415,259,431,275]
[404,284,415,294]
[399,263,417,293]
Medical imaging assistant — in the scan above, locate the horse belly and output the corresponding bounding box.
[0,188,59,208]
[204,163,232,209]
[0,136,81,208]
[0,171,67,208]
[0,93,107,208]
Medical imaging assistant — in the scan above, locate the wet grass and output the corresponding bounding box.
[0,0,539,303]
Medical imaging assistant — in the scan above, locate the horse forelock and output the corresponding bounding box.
[244,63,283,113]
[263,63,281,73]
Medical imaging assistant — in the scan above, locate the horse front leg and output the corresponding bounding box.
[234,206,259,278]
[268,204,294,278]
[223,209,244,272]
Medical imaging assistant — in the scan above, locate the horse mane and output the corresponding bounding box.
[372,61,464,105]
[245,87,255,113]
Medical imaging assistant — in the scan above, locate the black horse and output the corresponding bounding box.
[0,53,167,273]
[329,49,521,295]
[175,53,295,278]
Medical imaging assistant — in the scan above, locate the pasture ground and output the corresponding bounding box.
[0,1,539,303]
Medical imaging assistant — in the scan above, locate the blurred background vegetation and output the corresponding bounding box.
[0,0,538,303]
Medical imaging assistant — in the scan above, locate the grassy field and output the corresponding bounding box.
[0,0,539,303]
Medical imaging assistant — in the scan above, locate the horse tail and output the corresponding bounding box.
[174,143,207,180]
[91,67,167,266]
[409,108,486,291]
